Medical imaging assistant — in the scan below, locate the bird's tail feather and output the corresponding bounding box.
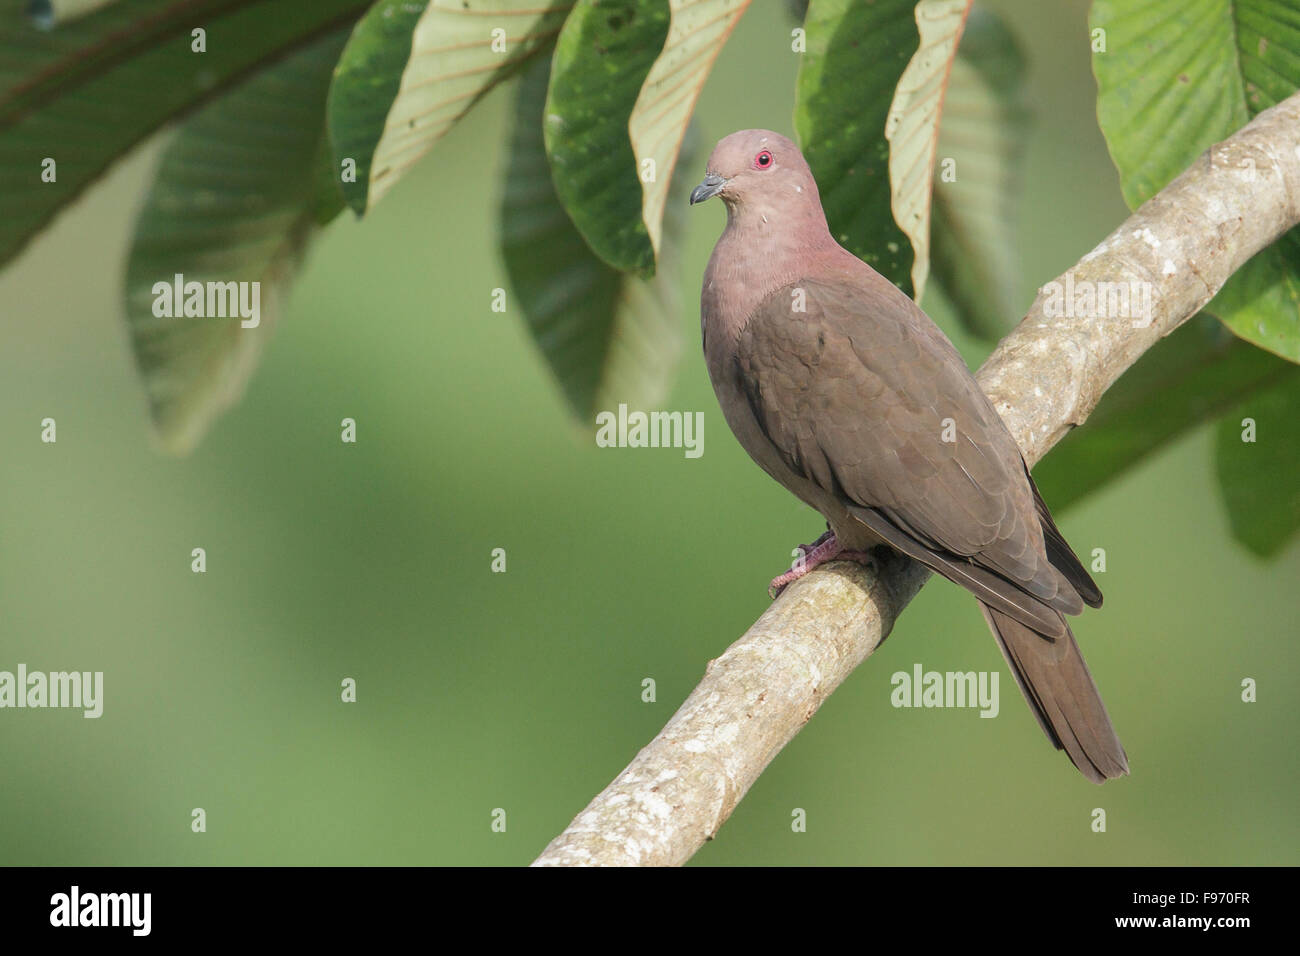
[979,603,1128,783]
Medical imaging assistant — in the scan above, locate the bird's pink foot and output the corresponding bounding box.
[768,532,875,598]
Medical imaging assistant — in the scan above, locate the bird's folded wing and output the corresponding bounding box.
[733,276,1085,626]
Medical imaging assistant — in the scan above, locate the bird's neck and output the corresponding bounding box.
[701,200,842,354]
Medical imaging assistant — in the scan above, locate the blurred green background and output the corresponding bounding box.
[2,0,1296,866]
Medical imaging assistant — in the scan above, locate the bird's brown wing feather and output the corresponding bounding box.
[1028,470,1103,608]
[734,276,1094,627]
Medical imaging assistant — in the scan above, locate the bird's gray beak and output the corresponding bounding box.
[689,172,728,205]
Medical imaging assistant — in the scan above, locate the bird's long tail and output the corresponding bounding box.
[979,603,1129,784]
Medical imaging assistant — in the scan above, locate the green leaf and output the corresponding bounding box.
[929,7,1030,339]
[327,0,571,215]
[1032,315,1294,510]
[0,0,368,270]
[884,0,973,303]
[1214,368,1300,557]
[628,0,752,262]
[796,1,1028,337]
[503,55,687,419]
[123,31,350,454]
[309,135,349,226]
[794,0,917,292]
[1091,0,1300,363]
[544,0,671,277]
[1207,242,1300,363]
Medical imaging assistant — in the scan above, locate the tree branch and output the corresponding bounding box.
[533,91,1300,867]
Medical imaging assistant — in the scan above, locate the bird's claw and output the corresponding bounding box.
[768,530,844,598]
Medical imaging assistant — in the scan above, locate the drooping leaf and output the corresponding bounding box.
[628,0,752,261]
[327,0,572,215]
[796,0,1029,338]
[544,0,670,277]
[794,0,917,291]
[503,55,688,419]
[123,31,350,454]
[0,0,368,270]
[1032,315,1294,510]
[929,7,1029,339]
[884,0,972,303]
[1091,0,1300,363]
[326,0,428,213]
[309,135,349,226]
[1214,368,1300,557]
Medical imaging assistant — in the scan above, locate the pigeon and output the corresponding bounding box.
[690,129,1127,783]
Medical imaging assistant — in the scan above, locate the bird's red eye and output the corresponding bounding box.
[754,150,773,169]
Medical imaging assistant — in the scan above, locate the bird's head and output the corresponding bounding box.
[689,129,819,212]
